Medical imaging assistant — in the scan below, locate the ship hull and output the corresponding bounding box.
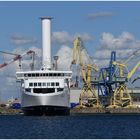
[21,89,70,116]
[22,106,70,116]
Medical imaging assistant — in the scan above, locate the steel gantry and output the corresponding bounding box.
[109,60,140,108]
[71,37,101,108]
[79,64,101,108]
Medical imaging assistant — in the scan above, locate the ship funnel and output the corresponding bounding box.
[41,17,52,70]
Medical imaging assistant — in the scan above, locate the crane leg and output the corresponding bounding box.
[108,84,135,108]
[78,85,102,108]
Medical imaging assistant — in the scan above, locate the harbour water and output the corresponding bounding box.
[0,114,140,139]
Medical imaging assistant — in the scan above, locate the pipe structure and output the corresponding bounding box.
[53,56,59,70]
[41,17,52,70]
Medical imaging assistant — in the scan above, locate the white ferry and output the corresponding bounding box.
[16,17,72,115]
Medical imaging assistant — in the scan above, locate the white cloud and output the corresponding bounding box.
[56,45,73,70]
[74,33,93,42]
[88,11,113,20]
[94,50,112,60]
[96,31,140,64]
[52,31,73,45]
[94,49,135,61]
[94,59,110,68]
[100,32,135,50]
[52,31,93,45]
[10,33,37,46]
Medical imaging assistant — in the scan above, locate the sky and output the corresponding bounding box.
[1,1,140,101]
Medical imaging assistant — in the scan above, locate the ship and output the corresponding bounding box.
[16,17,72,115]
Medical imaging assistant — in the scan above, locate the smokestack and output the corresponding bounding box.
[41,17,52,70]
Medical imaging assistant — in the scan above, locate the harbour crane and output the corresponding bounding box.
[0,50,35,70]
[79,64,101,107]
[71,37,98,87]
[92,51,117,107]
[70,37,83,87]
[108,59,140,108]
[71,37,84,67]
[71,37,100,108]
[92,49,140,108]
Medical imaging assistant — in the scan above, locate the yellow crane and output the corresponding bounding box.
[70,37,84,87]
[71,37,83,67]
[109,60,140,108]
[71,37,100,108]
[79,64,101,108]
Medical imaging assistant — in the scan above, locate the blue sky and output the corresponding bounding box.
[1,1,140,101]
[0,1,140,53]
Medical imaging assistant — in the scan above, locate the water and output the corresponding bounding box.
[0,114,140,139]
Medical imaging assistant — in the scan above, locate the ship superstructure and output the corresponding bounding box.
[16,17,72,115]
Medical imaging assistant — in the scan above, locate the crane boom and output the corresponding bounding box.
[0,51,18,56]
[0,50,35,70]
[71,37,83,66]
[127,61,140,79]
[124,48,140,64]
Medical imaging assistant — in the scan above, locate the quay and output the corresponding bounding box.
[0,107,22,115]
[70,107,140,114]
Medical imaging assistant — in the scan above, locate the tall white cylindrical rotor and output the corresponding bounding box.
[41,17,52,70]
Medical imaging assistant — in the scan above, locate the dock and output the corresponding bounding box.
[70,107,140,114]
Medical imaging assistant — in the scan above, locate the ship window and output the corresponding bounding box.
[40,73,43,76]
[54,73,57,76]
[24,74,28,77]
[43,73,45,76]
[38,83,41,86]
[34,83,37,86]
[43,83,46,86]
[49,73,53,76]
[65,73,70,76]
[25,88,31,92]
[36,73,39,77]
[61,73,64,76]
[58,73,61,76]
[32,73,35,77]
[47,83,50,86]
[56,82,59,86]
[46,73,48,76]
[51,82,55,86]
[33,88,55,93]
[29,83,33,87]
[57,88,64,92]
[28,74,31,77]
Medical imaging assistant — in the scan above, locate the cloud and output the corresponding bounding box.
[75,33,93,42]
[52,31,73,45]
[94,59,110,68]
[100,32,135,50]
[94,50,112,60]
[87,11,113,20]
[10,33,37,46]
[94,49,135,61]
[10,31,92,47]
[97,31,140,62]
[56,45,73,70]
[52,31,93,45]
